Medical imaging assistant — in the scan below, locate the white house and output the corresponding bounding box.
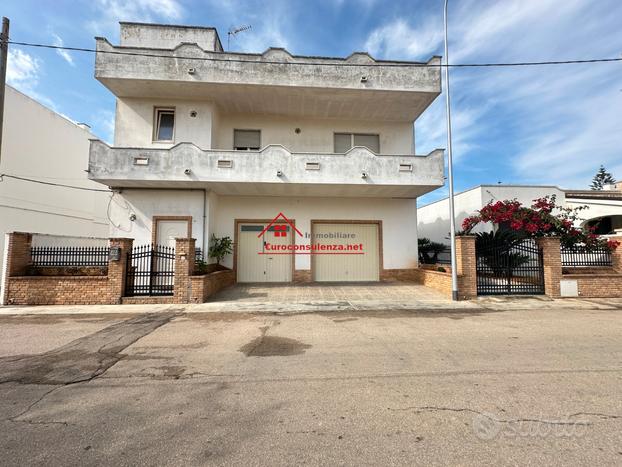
[0,85,109,289]
[418,184,622,244]
[88,22,444,283]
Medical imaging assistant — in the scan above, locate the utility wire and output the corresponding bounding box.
[7,40,622,68]
[0,173,112,192]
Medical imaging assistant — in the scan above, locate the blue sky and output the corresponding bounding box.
[3,0,622,205]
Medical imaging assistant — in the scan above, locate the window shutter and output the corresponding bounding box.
[334,133,352,153]
[234,130,261,149]
[353,134,380,153]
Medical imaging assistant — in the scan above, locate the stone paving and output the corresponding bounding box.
[209,282,448,303]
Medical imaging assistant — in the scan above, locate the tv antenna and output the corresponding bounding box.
[227,24,252,50]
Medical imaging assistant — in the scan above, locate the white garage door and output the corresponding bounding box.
[237,223,292,283]
[312,223,380,282]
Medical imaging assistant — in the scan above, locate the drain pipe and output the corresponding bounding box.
[202,189,208,258]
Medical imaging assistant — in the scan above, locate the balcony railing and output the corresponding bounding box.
[88,140,445,196]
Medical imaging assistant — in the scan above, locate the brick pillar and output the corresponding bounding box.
[609,236,622,272]
[2,232,33,305]
[455,235,477,300]
[108,237,133,304]
[5,232,32,277]
[174,237,196,304]
[536,237,561,298]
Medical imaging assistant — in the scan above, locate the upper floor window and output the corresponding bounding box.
[154,108,175,142]
[234,129,261,150]
[334,133,380,153]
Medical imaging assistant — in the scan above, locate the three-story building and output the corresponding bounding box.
[89,22,444,283]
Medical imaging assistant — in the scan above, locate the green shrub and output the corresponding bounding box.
[208,234,233,265]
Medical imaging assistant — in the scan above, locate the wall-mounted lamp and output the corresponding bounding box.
[276,170,283,177]
[187,67,196,74]
[360,76,368,83]
[184,168,192,175]
[129,213,137,222]
[189,110,197,118]
[361,171,368,179]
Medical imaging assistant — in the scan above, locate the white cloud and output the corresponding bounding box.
[88,0,184,37]
[7,49,59,110]
[6,49,41,87]
[52,34,75,66]
[364,18,442,61]
[231,21,289,53]
[364,0,622,189]
[93,110,116,145]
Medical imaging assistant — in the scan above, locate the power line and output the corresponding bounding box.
[7,40,622,68]
[0,173,112,192]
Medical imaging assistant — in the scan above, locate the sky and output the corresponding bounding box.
[3,0,621,205]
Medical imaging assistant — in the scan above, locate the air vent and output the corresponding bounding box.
[305,162,320,171]
[217,160,233,168]
[399,163,413,172]
[133,157,149,166]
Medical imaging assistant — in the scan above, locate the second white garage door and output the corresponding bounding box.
[312,222,380,282]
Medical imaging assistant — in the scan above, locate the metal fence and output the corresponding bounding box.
[436,247,452,265]
[125,244,176,296]
[476,238,545,295]
[30,246,110,267]
[195,248,204,262]
[419,246,451,265]
[561,246,612,267]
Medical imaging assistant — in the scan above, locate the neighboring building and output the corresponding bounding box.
[0,85,109,289]
[418,184,622,244]
[88,22,444,282]
[564,187,622,235]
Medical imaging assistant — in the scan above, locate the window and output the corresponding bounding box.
[334,133,380,153]
[234,129,261,150]
[154,108,175,142]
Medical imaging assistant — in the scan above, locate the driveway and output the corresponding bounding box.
[0,307,621,465]
[209,281,449,303]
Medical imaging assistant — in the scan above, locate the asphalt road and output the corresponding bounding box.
[0,307,620,466]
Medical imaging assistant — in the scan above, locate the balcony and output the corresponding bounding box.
[88,140,444,198]
[94,38,441,121]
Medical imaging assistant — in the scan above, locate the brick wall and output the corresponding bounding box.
[561,273,622,298]
[293,270,312,283]
[190,270,235,303]
[560,235,622,298]
[7,276,114,305]
[3,233,134,306]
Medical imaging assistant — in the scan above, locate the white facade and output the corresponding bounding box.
[0,85,109,290]
[92,22,443,282]
[418,184,622,244]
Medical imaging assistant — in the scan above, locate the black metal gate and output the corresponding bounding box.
[125,244,175,296]
[476,237,544,295]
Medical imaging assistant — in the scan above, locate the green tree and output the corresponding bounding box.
[590,165,616,190]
